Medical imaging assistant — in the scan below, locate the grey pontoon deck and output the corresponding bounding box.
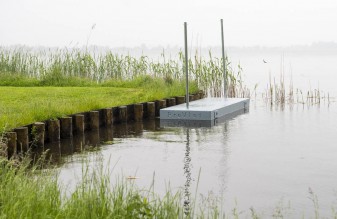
[160,98,249,121]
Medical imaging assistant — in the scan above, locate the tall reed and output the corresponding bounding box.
[264,72,329,106]
[263,57,329,106]
[0,46,249,98]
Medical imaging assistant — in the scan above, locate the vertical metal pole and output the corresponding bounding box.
[221,19,227,98]
[184,22,189,109]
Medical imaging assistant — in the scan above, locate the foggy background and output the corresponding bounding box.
[1,0,337,48]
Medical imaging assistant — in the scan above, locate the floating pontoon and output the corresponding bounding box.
[160,20,249,126]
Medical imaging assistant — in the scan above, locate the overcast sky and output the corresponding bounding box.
[1,0,337,48]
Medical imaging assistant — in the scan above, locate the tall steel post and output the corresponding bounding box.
[221,19,227,98]
[184,22,189,109]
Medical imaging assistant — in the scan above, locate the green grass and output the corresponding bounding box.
[0,76,198,130]
[0,155,188,219]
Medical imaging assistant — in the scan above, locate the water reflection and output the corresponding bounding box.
[183,128,191,216]
[160,108,248,128]
[40,112,247,213]
[73,134,85,152]
[39,120,159,162]
[85,129,100,146]
[44,141,61,163]
[36,94,336,217]
[38,110,245,167]
[99,126,113,142]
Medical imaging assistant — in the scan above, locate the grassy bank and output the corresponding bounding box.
[0,76,198,130]
[0,47,248,130]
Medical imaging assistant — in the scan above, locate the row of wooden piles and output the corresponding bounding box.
[1,92,204,159]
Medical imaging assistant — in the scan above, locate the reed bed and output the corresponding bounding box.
[263,72,331,106]
[261,55,333,106]
[189,51,250,98]
[0,46,249,98]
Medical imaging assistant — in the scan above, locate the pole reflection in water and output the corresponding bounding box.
[184,128,191,216]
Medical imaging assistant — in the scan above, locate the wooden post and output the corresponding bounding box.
[45,141,61,162]
[141,102,148,118]
[159,99,167,108]
[86,129,100,147]
[32,122,45,148]
[144,120,156,131]
[60,117,73,139]
[4,132,17,158]
[101,108,113,127]
[89,111,99,130]
[14,127,29,152]
[59,138,74,156]
[118,106,127,123]
[133,122,143,136]
[167,98,176,107]
[112,107,119,124]
[159,99,166,116]
[84,112,90,131]
[127,105,134,121]
[189,94,194,102]
[155,101,160,117]
[146,102,155,119]
[155,99,166,117]
[73,114,84,135]
[134,104,143,121]
[176,96,186,104]
[73,134,85,152]
[48,119,60,142]
[193,93,200,100]
[100,126,113,142]
[113,122,128,137]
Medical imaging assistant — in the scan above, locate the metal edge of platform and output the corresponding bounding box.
[160,108,248,128]
[215,98,250,119]
[160,98,250,121]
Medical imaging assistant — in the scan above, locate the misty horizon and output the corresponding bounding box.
[1,0,337,48]
[2,41,337,55]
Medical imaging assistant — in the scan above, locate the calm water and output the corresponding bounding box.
[56,99,337,218]
[53,49,337,218]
